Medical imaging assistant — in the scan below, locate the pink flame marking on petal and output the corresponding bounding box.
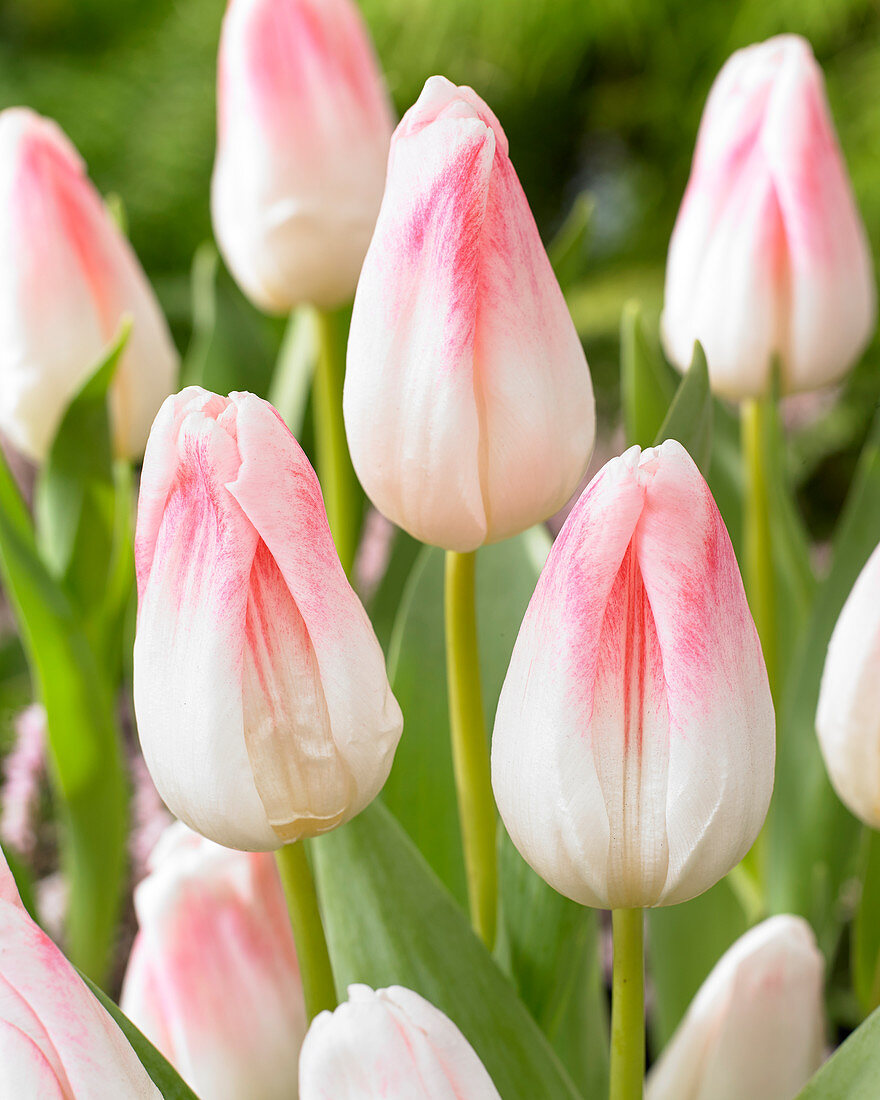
[15,131,118,342]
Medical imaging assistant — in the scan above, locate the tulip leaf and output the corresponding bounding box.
[366,526,422,653]
[35,322,129,611]
[620,299,676,449]
[0,446,126,982]
[852,828,880,1017]
[654,340,712,471]
[548,191,595,291]
[796,1005,880,1099]
[497,832,608,1097]
[267,306,318,438]
[82,976,200,1100]
[312,801,584,1100]
[383,527,550,908]
[647,876,749,1051]
[767,407,880,943]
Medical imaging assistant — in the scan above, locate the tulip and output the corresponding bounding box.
[816,540,880,828]
[121,821,306,1100]
[661,35,876,398]
[0,108,178,462]
[211,0,393,312]
[0,850,159,1097]
[133,386,402,850]
[343,75,595,552]
[647,915,824,1100]
[491,440,775,909]
[299,984,501,1099]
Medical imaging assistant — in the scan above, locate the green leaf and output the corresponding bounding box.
[497,833,608,1096]
[648,876,749,1051]
[35,322,129,600]
[267,307,318,437]
[767,408,880,944]
[82,976,200,1099]
[547,191,595,290]
[383,529,551,905]
[796,1007,880,1098]
[654,341,712,472]
[852,828,880,1017]
[311,801,583,1100]
[0,448,126,982]
[365,527,421,654]
[620,300,676,449]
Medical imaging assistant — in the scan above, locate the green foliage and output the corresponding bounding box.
[797,1006,880,1098]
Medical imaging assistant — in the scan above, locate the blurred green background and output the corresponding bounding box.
[1,0,878,528]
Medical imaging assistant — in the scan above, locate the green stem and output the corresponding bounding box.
[741,397,777,698]
[312,308,360,576]
[610,909,645,1100]
[444,550,497,948]
[274,841,337,1021]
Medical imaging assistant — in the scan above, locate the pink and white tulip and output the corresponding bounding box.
[133,387,402,850]
[647,916,824,1100]
[299,984,501,1099]
[662,35,876,398]
[0,108,178,461]
[211,0,394,312]
[121,821,306,1100]
[817,540,880,828]
[0,850,159,1098]
[343,76,595,552]
[491,441,775,909]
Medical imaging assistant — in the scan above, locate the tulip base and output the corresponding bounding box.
[275,840,337,1022]
[610,908,645,1100]
[444,549,497,949]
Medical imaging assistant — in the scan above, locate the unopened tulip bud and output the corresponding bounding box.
[0,108,178,461]
[299,984,501,1099]
[133,387,402,850]
[211,0,393,312]
[662,35,876,398]
[0,851,159,1097]
[121,822,306,1100]
[492,441,775,909]
[817,541,880,828]
[647,916,824,1100]
[344,75,595,552]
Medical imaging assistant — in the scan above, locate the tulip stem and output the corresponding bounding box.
[275,840,337,1022]
[741,397,777,698]
[610,908,645,1100]
[313,307,360,576]
[445,549,497,949]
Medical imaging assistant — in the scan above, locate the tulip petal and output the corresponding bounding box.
[227,393,402,838]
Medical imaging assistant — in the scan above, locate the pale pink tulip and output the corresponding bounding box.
[122,821,307,1100]
[0,108,178,461]
[817,540,880,828]
[299,984,501,1099]
[344,75,595,552]
[647,916,824,1100]
[0,850,159,1097]
[491,441,775,909]
[212,0,393,311]
[133,387,402,850]
[662,35,875,398]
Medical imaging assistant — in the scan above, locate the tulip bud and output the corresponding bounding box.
[211,0,394,312]
[491,441,775,909]
[299,984,501,1099]
[133,387,402,850]
[0,108,178,462]
[816,541,880,828]
[647,915,825,1100]
[0,851,159,1097]
[121,821,306,1100]
[661,35,876,398]
[343,75,595,552]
